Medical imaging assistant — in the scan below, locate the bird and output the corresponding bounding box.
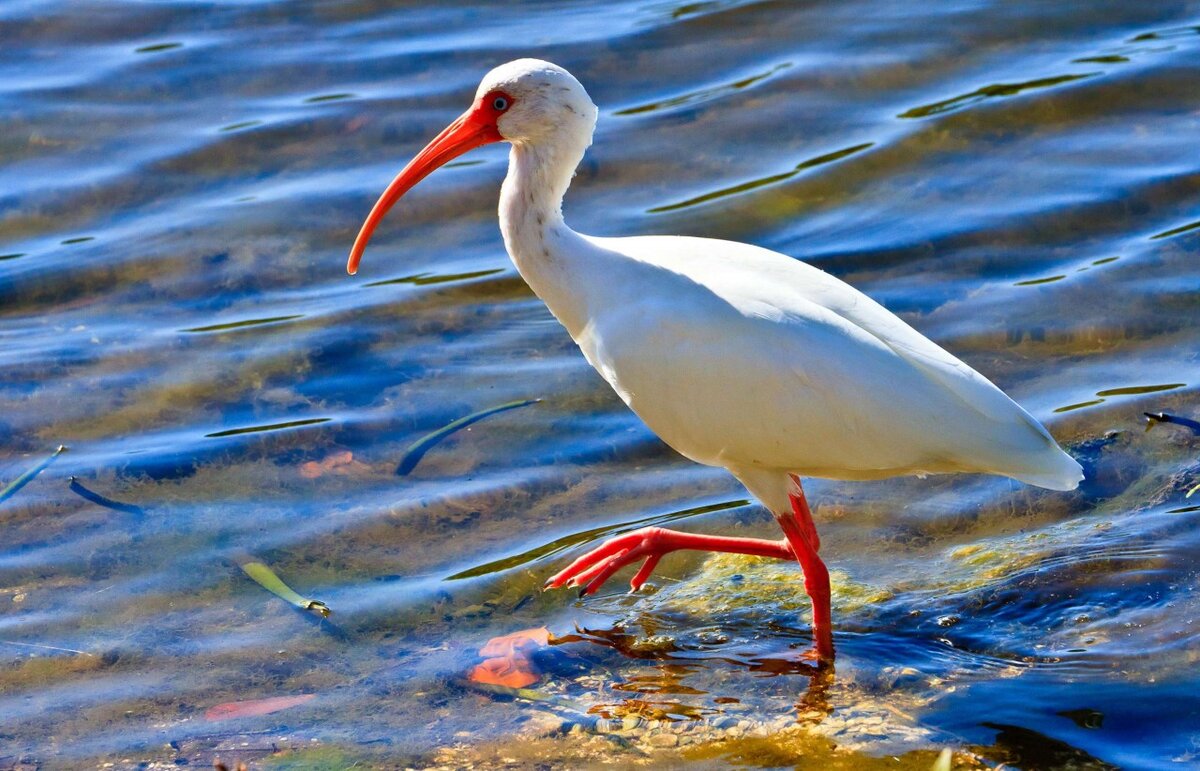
[346,59,1082,662]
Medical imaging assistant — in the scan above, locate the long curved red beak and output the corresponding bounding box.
[347,104,502,275]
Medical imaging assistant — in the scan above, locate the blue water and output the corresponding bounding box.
[2,1,1199,767]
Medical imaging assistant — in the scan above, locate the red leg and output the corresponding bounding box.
[782,477,833,662]
[545,527,793,595]
[546,478,833,662]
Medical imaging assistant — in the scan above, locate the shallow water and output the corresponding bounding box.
[2,1,1199,768]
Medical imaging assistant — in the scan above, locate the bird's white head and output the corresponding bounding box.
[347,59,597,274]
[477,59,598,146]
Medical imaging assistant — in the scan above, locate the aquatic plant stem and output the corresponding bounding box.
[0,445,67,506]
[396,398,539,475]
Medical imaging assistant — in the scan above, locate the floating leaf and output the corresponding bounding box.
[396,398,539,475]
[0,445,67,506]
[468,656,540,688]
[204,693,315,721]
[239,560,331,618]
[300,450,360,479]
[479,626,551,658]
[468,627,552,688]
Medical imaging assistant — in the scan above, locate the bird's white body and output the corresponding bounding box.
[567,235,1077,506]
[349,58,1083,658]
[484,60,1081,514]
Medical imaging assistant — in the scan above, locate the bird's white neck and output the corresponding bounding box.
[498,139,596,337]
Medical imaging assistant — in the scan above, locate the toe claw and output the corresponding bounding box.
[549,528,677,602]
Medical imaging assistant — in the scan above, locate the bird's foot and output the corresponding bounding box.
[544,526,794,597]
[544,526,673,596]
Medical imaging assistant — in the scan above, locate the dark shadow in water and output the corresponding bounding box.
[364,267,505,288]
[898,73,1096,119]
[218,120,263,133]
[304,92,356,104]
[205,417,331,438]
[1057,708,1104,730]
[181,314,303,333]
[1014,275,1066,286]
[1150,219,1200,240]
[1073,55,1130,64]
[1095,382,1184,397]
[980,722,1117,770]
[648,143,873,213]
[133,42,182,54]
[1054,399,1104,413]
[1053,383,1187,414]
[614,62,791,116]
[1130,24,1200,42]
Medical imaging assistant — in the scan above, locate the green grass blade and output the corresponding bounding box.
[240,560,331,618]
[396,398,539,475]
[0,445,67,506]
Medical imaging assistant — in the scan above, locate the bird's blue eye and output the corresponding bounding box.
[493,96,509,111]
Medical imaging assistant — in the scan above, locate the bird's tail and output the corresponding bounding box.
[1005,446,1084,491]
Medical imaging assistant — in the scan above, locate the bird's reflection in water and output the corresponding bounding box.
[552,622,835,729]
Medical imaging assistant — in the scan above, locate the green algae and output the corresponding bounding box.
[657,551,894,618]
[680,730,981,770]
[424,717,987,770]
[261,746,372,770]
[0,652,106,691]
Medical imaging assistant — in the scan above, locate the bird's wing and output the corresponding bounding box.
[585,235,1081,490]
[649,238,1051,423]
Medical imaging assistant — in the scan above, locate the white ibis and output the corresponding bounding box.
[347,59,1082,661]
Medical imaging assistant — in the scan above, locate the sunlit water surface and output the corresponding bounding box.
[2,1,1199,768]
